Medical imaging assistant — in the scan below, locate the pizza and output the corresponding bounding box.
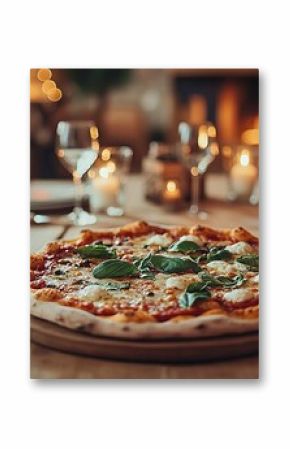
[30,221,259,340]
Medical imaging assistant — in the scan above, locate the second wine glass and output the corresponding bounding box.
[178,121,219,219]
[56,120,99,225]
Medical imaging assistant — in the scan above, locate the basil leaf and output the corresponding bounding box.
[93,259,138,278]
[179,282,211,308]
[134,252,152,271]
[207,247,232,262]
[100,281,130,290]
[169,239,200,253]
[133,253,156,279]
[76,244,116,259]
[149,255,201,273]
[198,271,245,288]
[237,255,259,271]
[186,281,210,292]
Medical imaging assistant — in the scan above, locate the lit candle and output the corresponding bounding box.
[90,165,120,211]
[230,150,257,198]
[163,180,182,210]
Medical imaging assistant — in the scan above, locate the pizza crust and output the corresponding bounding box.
[30,295,258,340]
[30,221,259,340]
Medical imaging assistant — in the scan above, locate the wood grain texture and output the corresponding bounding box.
[31,317,258,364]
[30,342,258,379]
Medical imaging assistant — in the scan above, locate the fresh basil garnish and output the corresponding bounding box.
[149,254,201,274]
[207,246,232,262]
[198,271,245,288]
[76,244,116,259]
[169,239,200,253]
[237,254,259,271]
[93,259,138,278]
[133,253,156,279]
[179,281,211,308]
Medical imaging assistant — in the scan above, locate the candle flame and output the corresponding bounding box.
[90,126,99,140]
[102,148,111,161]
[240,150,250,167]
[198,125,208,149]
[167,180,177,192]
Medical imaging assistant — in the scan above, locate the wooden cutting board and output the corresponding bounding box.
[31,317,259,363]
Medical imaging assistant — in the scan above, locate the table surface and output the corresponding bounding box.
[30,174,259,379]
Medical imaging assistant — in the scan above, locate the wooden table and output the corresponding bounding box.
[30,175,259,379]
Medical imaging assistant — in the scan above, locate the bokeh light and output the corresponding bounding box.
[37,69,52,82]
[47,88,62,102]
[41,80,56,94]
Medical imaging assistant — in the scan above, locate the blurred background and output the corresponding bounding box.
[30,68,259,226]
[30,68,258,176]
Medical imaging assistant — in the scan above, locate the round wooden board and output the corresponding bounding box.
[31,317,258,363]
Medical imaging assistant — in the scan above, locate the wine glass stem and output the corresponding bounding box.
[191,173,199,213]
[73,171,83,217]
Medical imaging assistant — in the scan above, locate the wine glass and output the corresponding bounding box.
[56,120,99,225]
[178,121,219,219]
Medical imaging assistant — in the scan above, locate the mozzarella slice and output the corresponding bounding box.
[75,285,114,302]
[145,234,173,246]
[206,261,234,275]
[165,274,198,290]
[225,241,254,255]
[223,288,254,302]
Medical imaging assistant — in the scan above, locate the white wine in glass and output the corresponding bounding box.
[178,121,219,219]
[56,120,99,225]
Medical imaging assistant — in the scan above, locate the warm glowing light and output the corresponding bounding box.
[102,148,111,161]
[47,88,62,102]
[241,128,259,146]
[106,161,116,173]
[41,79,56,94]
[207,125,216,138]
[90,126,99,140]
[92,141,100,151]
[210,142,219,156]
[240,150,250,167]
[166,180,177,192]
[37,69,52,81]
[191,166,199,177]
[99,167,110,178]
[198,125,208,149]
[222,145,232,158]
[87,168,96,179]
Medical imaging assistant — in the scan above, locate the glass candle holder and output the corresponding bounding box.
[222,145,258,202]
[162,179,183,211]
[88,146,133,216]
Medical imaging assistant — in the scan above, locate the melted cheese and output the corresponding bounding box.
[75,285,115,302]
[223,288,254,302]
[206,261,234,275]
[232,262,248,272]
[177,234,203,246]
[250,274,259,284]
[165,274,198,290]
[145,234,173,246]
[225,241,254,255]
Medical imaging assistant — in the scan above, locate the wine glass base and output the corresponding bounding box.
[68,210,97,226]
[188,205,208,221]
